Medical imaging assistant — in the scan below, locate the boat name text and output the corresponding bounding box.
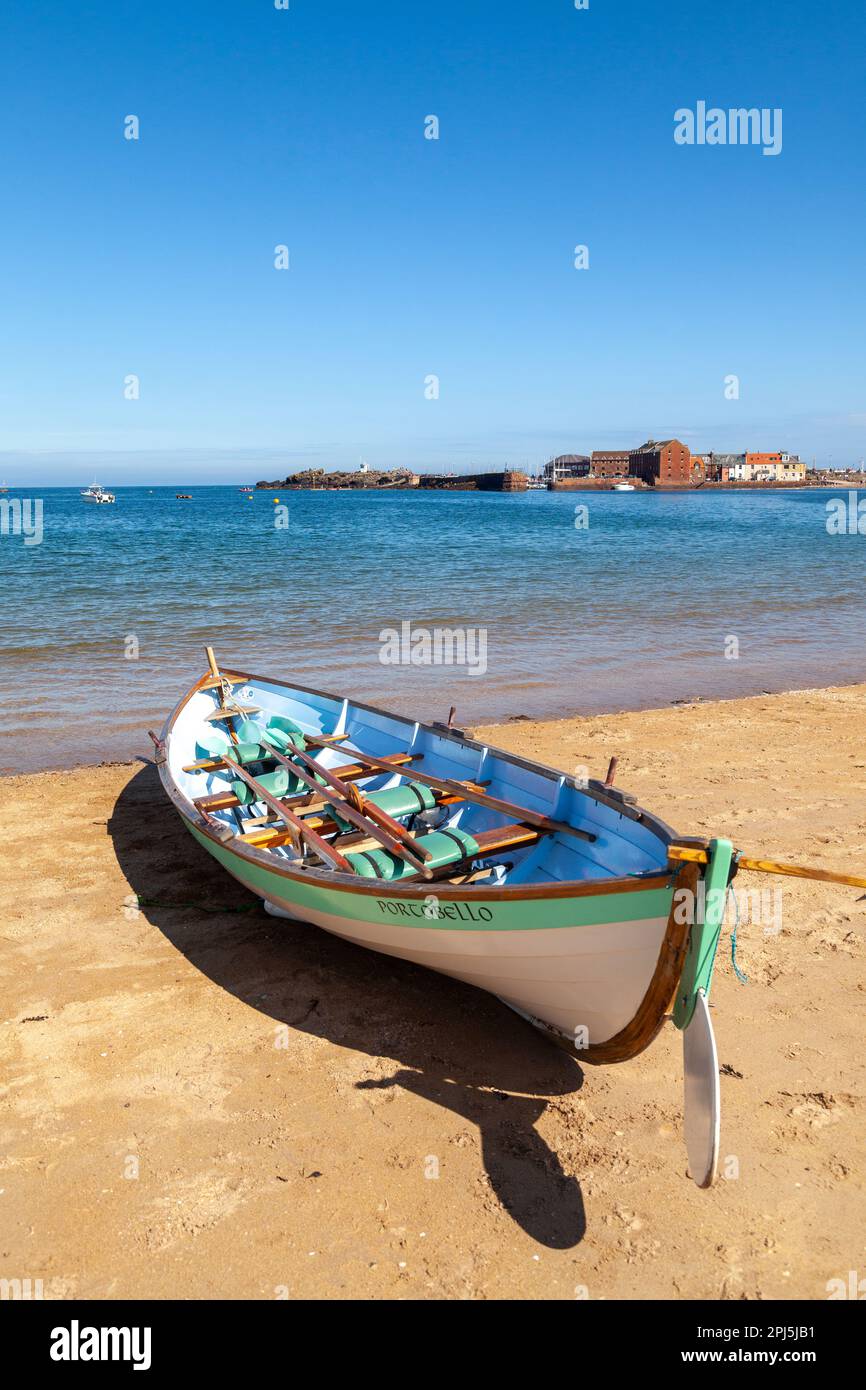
[376,898,493,923]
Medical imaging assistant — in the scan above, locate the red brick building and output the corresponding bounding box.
[590,449,630,479]
[628,439,692,487]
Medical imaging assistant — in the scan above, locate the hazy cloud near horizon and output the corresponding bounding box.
[0,408,862,485]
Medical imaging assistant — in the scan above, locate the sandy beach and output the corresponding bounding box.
[1,684,864,1301]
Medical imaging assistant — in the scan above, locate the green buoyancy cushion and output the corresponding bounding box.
[198,716,306,766]
[196,729,230,761]
[224,741,305,794]
[233,741,269,766]
[327,780,436,833]
[235,717,305,753]
[346,826,479,881]
[229,718,315,795]
[264,716,307,753]
[231,766,291,806]
[234,719,266,745]
[375,781,437,818]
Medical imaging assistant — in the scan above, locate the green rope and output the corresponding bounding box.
[135,895,258,915]
[727,884,749,984]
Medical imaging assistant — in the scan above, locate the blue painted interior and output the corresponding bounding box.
[168,677,671,884]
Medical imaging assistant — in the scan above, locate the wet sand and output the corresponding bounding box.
[0,684,864,1299]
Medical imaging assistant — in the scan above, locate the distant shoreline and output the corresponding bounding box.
[2,480,865,493]
[251,480,864,493]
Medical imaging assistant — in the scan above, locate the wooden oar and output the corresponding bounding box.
[668,844,866,891]
[286,741,433,865]
[184,749,418,777]
[257,740,434,880]
[222,753,352,872]
[310,738,597,845]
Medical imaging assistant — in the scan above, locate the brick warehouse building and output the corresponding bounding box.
[590,449,631,479]
[628,438,692,487]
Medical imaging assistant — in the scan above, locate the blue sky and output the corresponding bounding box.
[1,0,864,482]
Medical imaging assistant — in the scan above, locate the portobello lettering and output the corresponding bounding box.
[376,898,493,923]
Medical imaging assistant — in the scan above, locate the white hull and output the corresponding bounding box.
[165,661,690,1062]
[261,888,669,1045]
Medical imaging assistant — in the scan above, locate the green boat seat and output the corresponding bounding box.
[195,729,230,761]
[234,719,267,745]
[264,715,307,753]
[233,740,271,766]
[347,826,479,881]
[235,718,303,752]
[367,780,436,819]
[329,780,436,833]
[231,766,291,806]
[229,718,323,795]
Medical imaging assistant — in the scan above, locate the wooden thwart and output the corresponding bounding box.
[205,704,262,721]
[217,789,470,848]
[183,743,394,775]
[240,820,540,871]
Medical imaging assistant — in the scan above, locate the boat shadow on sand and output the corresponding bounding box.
[111,764,587,1249]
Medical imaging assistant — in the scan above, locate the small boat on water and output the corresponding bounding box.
[151,649,866,1187]
[612,482,635,492]
[0,481,8,493]
[81,484,116,503]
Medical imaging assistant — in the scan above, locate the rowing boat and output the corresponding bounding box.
[151,649,866,1187]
